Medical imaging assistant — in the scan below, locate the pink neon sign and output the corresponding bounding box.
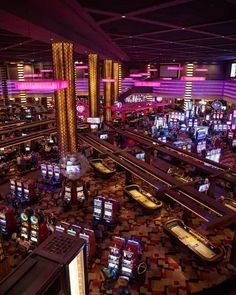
[75,65,88,69]
[15,80,69,91]
[140,73,150,76]
[149,69,158,72]
[168,66,183,70]
[194,68,208,72]
[40,69,53,73]
[161,78,172,80]
[23,74,42,78]
[130,74,142,77]
[181,76,206,81]
[102,79,116,82]
[134,81,160,87]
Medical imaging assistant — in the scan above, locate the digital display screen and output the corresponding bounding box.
[100,134,108,140]
[230,63,236,78]
[25,147,30,152]
[198,183,210,192]
[66,165,81,174]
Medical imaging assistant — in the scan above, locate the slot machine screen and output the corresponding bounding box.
[206,114,210,121]
[94,208,101,214]
[55,225,65,233]
[105,211,112,217]
[65,192,71,199]
[67,229,76,236]
[197,129,206,140]
[25,147,30,152]
[198,183,210,192]
[122,267,132,274]
[77,192,84,199]
[232,139,236,147]
[24,189,29,194]
[66,187,71,192]
[136,153,145,161]
[100,134,108,140]
[66,164,81,174]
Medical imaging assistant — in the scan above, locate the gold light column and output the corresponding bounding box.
[113,62,119,102]
[184,63,194,110]
[118,63,122,95]
[17,63,26,104]
[104,59,113,121]
[52,42,77,156]
[88,54,99,117]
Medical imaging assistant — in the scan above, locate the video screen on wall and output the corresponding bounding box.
[230,63,236,78]
[159,64,179,78]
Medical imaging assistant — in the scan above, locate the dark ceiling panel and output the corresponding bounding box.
[138,0,236,26]
[101,19,169,35]
[78,0,163,14]
[148,30,206,41]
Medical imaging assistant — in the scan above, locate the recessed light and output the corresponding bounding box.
[182,27,185,30]
[221,35,225,38]
[121,15,126,19]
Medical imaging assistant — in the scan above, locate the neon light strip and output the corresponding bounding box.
[102,79,116,82]
[168,66,183,70]
[75,65,88,69]
[40,69,53,73]
[15,80,68,90]
[23,74,43,78]
[182,77,206,81]
[134,81,160,87]
[194,68,208,72]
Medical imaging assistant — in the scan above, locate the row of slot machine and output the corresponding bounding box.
[0,206,16,238]
[10,178,36,203]
[108,236,142,280]
[20,208,48,245]
[55,221,96,260]
[93,196,119,225]
[40,162,61,183]
[63,181,85,205]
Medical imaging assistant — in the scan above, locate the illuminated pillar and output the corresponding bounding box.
[104,59,113,121]
[52,42,77,156]
[0,63,9,105]
[184,63,194,110]
[17,63,26,104]
[88,54,99,117]
[113,62,122,102]
[118,63,122,95]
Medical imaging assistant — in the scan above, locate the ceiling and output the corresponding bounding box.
[0,0,236,63]
[79,0,236,62]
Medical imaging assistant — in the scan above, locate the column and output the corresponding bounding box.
[17,63,26,104]
[0,63,9,106]
[104,59,113,122]
[52,42,77,156]
[113,62,122,102]
[184,63,194,111]
[88,54,99,117]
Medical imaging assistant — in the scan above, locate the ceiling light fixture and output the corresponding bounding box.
[121,15,126,18]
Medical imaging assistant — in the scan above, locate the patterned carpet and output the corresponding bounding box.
[0,158,236,294]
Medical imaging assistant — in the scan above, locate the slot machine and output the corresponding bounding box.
[108,236,125,270]
[80,228,96,260]
[53,164,61,183]
[47,163,54,180]
[67,224,82,237]
[30,211,48,245]
[76,184,85,203]
[120,239,142,280]
[40,163,47,179]
[93,196,105,221]
[64,186,72,202]
[0,206,17,238]
[20,208,33,240]
[10,179,16,197]
[16,180,23,201]
[55,221,70,233]
[103,199,119,225]
[0,234,5,262]
[23,179,36,203]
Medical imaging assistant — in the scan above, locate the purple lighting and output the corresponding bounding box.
[102,79,116,82]
[15,80,68,91]
[168,66,183,70]
[23,74,43,78]
[130,73,142,77]
[181,76,206,81]
[194,68,208,72]
[134,81,160,87]
[40,69,53,73]
[75,65,88,69]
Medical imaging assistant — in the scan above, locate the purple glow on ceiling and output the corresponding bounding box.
[75,65,88,69]
[168,66,183,70]
[130,73,143,77]
[181,76,206,81]
[40,69,53,73]
[23,74,43,78]
[15,80,68,91]
[102,79,116,82]
[134,81,160,87]
[194,68,208,72]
